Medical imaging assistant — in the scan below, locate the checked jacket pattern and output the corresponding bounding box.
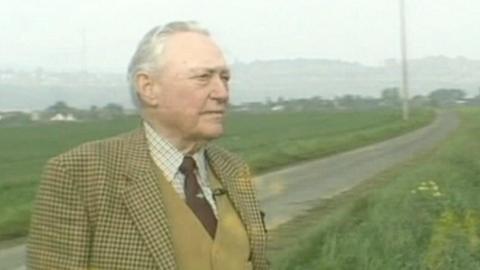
[27,128,269,270]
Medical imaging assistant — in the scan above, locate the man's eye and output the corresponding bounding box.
[221,75,230,82]
[196,74,211,80]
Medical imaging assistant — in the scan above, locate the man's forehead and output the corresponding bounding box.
[163,32,223,57]
[161,32,227,70]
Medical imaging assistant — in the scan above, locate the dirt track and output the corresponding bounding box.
[0,110,459,270]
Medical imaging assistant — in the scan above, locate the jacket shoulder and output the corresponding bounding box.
[40,129,143,226]
[208,143,247,163]
[206,143,251,177]
[50,129,140,166]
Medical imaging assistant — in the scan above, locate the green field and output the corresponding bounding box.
[269,107,480,270]
[0,108,433,240]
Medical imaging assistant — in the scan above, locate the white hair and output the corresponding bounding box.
[127,21,210,108]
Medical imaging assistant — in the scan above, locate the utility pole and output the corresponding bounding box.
[399,0,410,120]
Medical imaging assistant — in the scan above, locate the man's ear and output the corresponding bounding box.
[135,72,159,107]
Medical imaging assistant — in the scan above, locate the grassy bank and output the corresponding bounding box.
[269,108,480,270]
[0,108,433,240]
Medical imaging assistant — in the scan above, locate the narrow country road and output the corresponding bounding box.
[257,110,459,229]
[0,110,459,270]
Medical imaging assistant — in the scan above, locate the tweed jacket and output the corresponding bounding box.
[27,128,269,269]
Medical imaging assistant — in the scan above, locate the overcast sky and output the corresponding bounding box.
[1,0,479,72]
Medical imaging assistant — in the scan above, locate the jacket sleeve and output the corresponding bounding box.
[27,157,91,269]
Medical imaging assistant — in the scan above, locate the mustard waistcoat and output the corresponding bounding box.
[155,165,252,270]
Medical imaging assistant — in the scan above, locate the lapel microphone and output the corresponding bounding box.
[212,188,227,200]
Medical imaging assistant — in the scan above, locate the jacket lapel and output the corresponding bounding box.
[205,144,269,269]
[205,145,250,230]
[122,129,177,269]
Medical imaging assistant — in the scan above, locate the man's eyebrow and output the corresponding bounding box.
[188,67,230,74]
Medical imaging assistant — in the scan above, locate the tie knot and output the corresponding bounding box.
[179,156,196,175]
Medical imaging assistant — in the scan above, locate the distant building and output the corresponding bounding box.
[65,114,77,121]
[231,106,250,112]
[0,110,31,124]
[271,105,285,111]
[30,112,41,121]
[411,95,429,107]
[50,113,77,122]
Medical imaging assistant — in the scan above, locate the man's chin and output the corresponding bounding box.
[201,126,224,141]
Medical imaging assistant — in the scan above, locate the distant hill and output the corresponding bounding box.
[230,56,480,102]
[1,56,479,111]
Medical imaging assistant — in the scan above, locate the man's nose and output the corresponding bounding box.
[209,75,229,102]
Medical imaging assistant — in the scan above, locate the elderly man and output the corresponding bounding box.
[27,21,268,270]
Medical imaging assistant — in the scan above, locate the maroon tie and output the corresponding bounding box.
[179,156,217,238]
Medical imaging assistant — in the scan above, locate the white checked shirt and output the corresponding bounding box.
[143,122,218,216]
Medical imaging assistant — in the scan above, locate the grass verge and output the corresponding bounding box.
[269,107,480,270]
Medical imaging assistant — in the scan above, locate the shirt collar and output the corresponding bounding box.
[143,121,206,182]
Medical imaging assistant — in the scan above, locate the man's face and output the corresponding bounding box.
[149,32,230,144]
